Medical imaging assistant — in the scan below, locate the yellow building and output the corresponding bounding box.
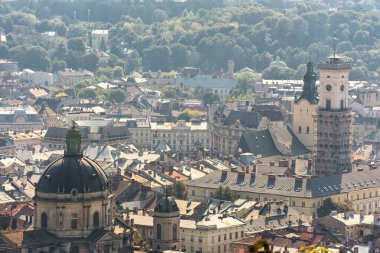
[187,163,380,219]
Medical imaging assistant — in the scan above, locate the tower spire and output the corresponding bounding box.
[64,124,82,157]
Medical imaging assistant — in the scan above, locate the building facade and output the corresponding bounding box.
[92,30,109,50]
[0,127,134,252]
[150,120,210,153]
[209,106,268,155]
[43,120,131,150]
[314,56,354,176]
[0,106,44,132]
[187,163,380,218]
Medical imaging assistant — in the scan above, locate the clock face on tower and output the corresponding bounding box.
[326,84,332,92]
[340,85,344,91]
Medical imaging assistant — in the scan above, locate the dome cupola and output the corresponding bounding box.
[35,126,109,198]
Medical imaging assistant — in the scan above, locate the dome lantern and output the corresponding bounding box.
[64,124,82,157]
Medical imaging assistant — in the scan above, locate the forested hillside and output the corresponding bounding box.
[0,0,379,80]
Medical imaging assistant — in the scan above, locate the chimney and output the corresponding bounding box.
[291,159,296,168]
[133,207,138,215]
[22,175,27,188]
[308,159,312,170]
[344,211,349,219]
[349,210,355,218]
[227,60,234,79]
[269,161,275,166]
[245,165,249,174]
[142,208,146,216]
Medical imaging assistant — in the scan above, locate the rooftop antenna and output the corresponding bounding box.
[333,31,337,58]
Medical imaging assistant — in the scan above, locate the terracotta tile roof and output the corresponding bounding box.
[163,170,189,182]
[0,203,33,216]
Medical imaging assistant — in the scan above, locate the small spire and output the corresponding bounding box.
[333,31,337,58]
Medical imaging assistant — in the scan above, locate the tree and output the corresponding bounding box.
[152,9,168,23]
[108,89,126,103]
[167,181,187,200]
[317,198,337,218]
[67,37,86,53]
[78,88,96,99]
[10,45,50,71]
[177,110,203,122]
[80,53,99,72]
[202,91,219,107]
[214,186,234,201]
[52,43,67,60]
[52,60,67,72]
[0,43,9,59]
[142,45,172,71]
[113,66,124,78]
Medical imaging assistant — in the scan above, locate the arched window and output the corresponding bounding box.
[71,213,78,229]
[41,212,48,228]
[157,224,162,240]
[93,212,99,228]
[306,126,310,133]
[173,224,177,240]
[298,126,302,133]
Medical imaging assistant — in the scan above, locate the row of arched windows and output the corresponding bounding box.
[41,211,100,229]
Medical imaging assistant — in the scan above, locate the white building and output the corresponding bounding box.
[0,106,44,132]
[91,30,109,50]
[150,120,210,153]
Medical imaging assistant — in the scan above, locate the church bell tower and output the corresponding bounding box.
[314,54,354,176]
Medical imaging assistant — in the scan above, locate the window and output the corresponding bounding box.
[41,212,48,228]
[326,99,331,111]
[241,231,244,238]
[229,233,232,239]
[224,234,227,240]
[70,246,79,253]
[218,235,221,242]
[302,202,305,207]
[71,213,78,229]
[235,232,238,238]
[173,224,178,240]
[192,190,195,196]
[306,126,309,133]
[340,100,344,110]
[298,126,301,133]
[103,245,110,253]
[157,224,162,240]
[191,235,194,242]
[93,212,99,228]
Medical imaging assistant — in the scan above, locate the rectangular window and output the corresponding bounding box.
[326,99,331,111]
[340,100,344,110]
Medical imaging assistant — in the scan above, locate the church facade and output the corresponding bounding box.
[0,127,134,253]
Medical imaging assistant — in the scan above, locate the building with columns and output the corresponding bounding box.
[0,127,134,252]
[314,56,354,176]
[292,61,319,150]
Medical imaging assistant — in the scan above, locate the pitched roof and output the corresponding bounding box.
[238,126,310,157]
[224,109,263,129]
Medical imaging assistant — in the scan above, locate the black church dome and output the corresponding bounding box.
[35,126,109,195]
[36,156,109,195]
